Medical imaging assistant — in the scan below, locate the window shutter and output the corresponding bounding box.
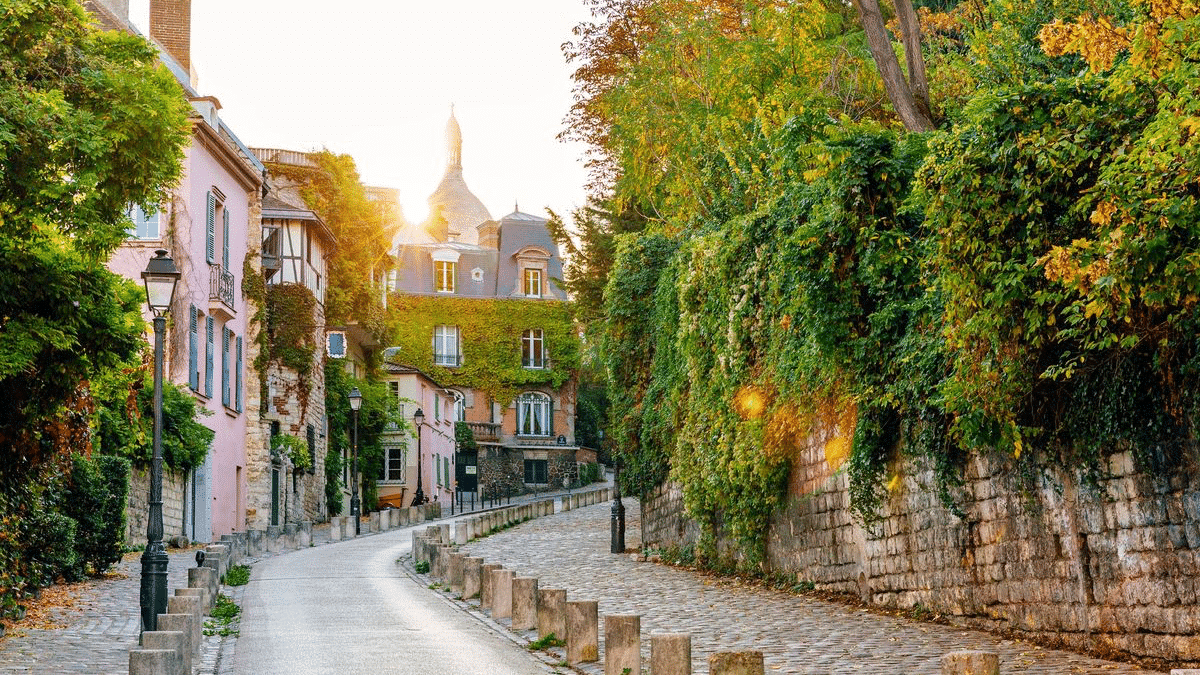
[189,305,199,391]
[206,191,216,263]
[222,207,230,269]
[235,336,243,412]
[455,326,462,366]
[221,328,231,407]
[205,315,214,397]
[548,396,554,435]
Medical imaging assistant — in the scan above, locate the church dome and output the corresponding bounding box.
[424,108,491,245]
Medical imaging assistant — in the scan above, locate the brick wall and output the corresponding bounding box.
[641,428,1200,665]
[148,0,190,74]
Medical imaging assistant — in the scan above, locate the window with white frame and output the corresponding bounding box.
[435,260,456,293]
[517,392,551,437]
[452,390,466,422]
[523,268,542,297]
[522,329,545,369]
[126,204,160,239]
[433,325,460,366]
[384,443,404,482]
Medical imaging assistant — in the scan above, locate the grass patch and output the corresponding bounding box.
[223,564,250,586]
[203,594,240,637]
[527,632,566,650]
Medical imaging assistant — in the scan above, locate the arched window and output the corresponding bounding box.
[516,392,551,437]
[452,390,466,422]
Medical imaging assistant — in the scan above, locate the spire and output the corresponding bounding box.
[445,104,462,170]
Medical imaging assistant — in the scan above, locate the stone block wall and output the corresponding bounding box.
[127,465,186,546]
[641,426,1200,665]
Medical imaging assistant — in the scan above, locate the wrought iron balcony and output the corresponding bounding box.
[209,264,235,311]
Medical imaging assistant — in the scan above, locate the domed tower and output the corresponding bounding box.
[423,107,492,244]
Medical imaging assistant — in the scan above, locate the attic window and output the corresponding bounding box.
[472,268,484,282]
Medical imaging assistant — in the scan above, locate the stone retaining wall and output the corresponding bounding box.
[641,435,1200,665]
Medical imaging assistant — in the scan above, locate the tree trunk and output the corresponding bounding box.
[851,0,935,132]
[893,0,933,122]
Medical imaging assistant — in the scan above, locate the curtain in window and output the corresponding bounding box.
[517,392,550,436]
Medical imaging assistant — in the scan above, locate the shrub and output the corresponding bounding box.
[24,511,78,586]
[64,454,129,576]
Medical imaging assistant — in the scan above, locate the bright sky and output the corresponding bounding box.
[126,0,596,229]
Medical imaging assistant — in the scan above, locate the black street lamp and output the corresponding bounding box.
[410,408,425,506]
[348,387,362,535]
[140,249,180,633]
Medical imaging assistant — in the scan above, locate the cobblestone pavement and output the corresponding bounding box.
[0,549,218,675]
[456,500,1165,675]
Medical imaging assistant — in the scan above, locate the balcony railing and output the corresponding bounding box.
[210,264,235,310]
[464,421,500,442]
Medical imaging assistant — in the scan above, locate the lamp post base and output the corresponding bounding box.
[139,544,169,632]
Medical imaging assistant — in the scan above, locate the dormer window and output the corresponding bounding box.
[523,268,542,297]
[435,260,456,293]
[432,249,461,294]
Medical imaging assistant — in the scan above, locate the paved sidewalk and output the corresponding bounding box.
[456,499,1164,675]
[0,549,216,675]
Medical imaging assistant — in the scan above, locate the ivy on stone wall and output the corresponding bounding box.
[243,255,320,412]
[385,295,579,405]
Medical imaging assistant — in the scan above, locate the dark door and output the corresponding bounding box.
[456,451,478,492]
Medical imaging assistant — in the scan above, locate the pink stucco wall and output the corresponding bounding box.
[108,118,257,542]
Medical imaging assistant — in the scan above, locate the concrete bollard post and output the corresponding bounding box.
[265,526,281,553]
[187,567,217,612]
[511,577,538,630]
[141,630,187,674]
[439,523,451,542]
[455,523,468,545]
[299,520,312,547]
[709,652,764,675]
[430,546,446,580]
[651,633,692,675]
[156,613,195,659]
[164,598,200,662]
[284,522,299,549]
[941,651,1000,675]
[247,529,264,556]
[605,615,641,675]
[329,517,342,542]
[448,552,465,594]
[463,557,484,600]
[566,600,599,664]
[128,648,177,675]
[537,588,567,641]
[480,564,502,607]
[173,588,207,623]
[491,569,515,619]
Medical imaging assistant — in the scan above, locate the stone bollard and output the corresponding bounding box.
[141,630,187,674]
[299,520,312,547]
[329,517,342,542]
[430,546,446,581]
[448,552,465,594]
[187,567,217,612]
[492,569,515,619]
[709,651,764,675]
[370,511,382,533]
[284,522,299,549]
[265,525,282,553]
[156,613,195,659]
[247,529,264,556]
[537,588,567,641]
[651,633,692,675]
[941,651,1000,675]
[165,597,200,661]
[567,600,599,664]
[605,615,641,675]
[128,648,177,675]
[511,577,538,630]
[480,564,502,608]
[455,523,469,545]
[173,588,207,624]
[463,557,484,600]
[439,523,451,542]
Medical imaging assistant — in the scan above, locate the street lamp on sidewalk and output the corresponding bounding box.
[348,387,362,535]
[140,250,179,633]
[410,408,425,506]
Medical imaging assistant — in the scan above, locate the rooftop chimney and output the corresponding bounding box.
[149,0,191,77]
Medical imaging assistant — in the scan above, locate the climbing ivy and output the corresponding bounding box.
[384,295,579,405]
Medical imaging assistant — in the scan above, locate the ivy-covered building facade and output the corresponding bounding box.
[388,112,582,499]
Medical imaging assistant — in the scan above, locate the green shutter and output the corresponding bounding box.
[235,336,243,412]
[206,191,215,263]
[188,305,199,391]
[222,207,230,269]
[205,315,213,397]
[221,327,230,407]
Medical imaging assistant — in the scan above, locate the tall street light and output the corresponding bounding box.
[348,387,362,535]
[410,408,425,506]
[140,249,180,633]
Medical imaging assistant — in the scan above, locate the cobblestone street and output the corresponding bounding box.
[0,549,226,675]
[456,500,1164,675]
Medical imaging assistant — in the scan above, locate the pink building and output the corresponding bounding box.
[379,361,457,511]
[98,0,264,543]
